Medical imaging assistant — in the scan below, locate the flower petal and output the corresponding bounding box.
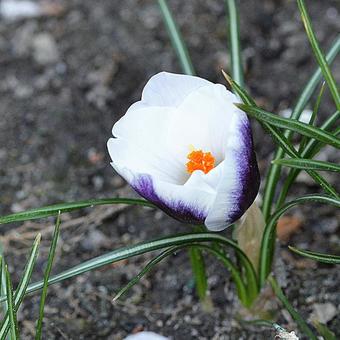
[204,116,260,231]
[132,173,215,224]
[108,138,185,184]
[141,71,212,107]
[165,84,241,164]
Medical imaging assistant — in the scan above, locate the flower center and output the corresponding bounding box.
[186,148,215,174]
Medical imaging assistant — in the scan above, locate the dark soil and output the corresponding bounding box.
[0,0,339,339]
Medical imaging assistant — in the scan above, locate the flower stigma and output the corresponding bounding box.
[186,147,215,174]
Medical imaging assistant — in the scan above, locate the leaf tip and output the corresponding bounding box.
[221,69,233,85]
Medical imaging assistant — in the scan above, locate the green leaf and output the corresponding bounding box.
[113,246,180,302]
[0,253,7,314]
[268,275,317,340]
[273,158,340,173]
[263,36,340,219]
[158,0,195,75]
[259,195,340,287]
[5,265,19,339]
[0,198,153,225]
[0,234,41,339]
[276,111,340,207]
[35,213,61,340]
[224,76,338,198]
[238,104,340,149]
[113,244,250,307]
[1,232,258,305]
[299,82,325,152]
[189,246,208,302]
[297,0,340,111]
[313,320,336,340]
[225,0,244,87]
[288,247,340,264]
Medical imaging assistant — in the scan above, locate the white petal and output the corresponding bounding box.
[124,332,169,340]
[108,138,184,184]
[205,116,260,231]
[141,71,212,107]
[165,84,244,165]
[133,173,215,223]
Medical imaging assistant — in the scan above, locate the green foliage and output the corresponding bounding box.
[297,0,340,111]
[269,275,317,340]
[157,0,195,75]
[288,247,340,264]
[35,213,61,340]
[0,198,153,225]
[238,104,340,149]
[262,36,340,219]
[272,158,340,173]
[0,234,41,338]
[259,195,340,287]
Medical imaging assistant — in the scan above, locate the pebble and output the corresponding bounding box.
[310,302,337,324]
[32,32,59,65]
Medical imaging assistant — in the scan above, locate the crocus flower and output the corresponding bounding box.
[124,331,169,340]
[107,72,260,231]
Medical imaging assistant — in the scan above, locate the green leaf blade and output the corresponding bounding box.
[297,0,340,111]
[0,198,153,225]
[269,276,317,339]
[273,158,340,173]
[5,265,19,339]
[158,0,195,75]
[0,233,41,339]
[238,104,340,149]
[288,246,340,264]
[35,213,61,340]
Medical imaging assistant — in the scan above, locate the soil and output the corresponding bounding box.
[0,0,339,339]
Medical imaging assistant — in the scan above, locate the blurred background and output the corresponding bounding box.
[0,0,339,339]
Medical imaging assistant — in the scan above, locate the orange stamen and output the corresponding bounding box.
[186,149,215,174]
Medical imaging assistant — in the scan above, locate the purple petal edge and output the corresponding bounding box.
[132,175,206,224]
[225,119,260,225]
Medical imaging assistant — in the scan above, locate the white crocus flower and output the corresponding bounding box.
[124,331,169,340]
[108,72,260,231]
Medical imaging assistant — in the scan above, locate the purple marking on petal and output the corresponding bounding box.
[224,118,260,225]
[132,174,206,224]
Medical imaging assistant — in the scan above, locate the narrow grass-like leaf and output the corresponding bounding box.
[114,244,250,307]
[0,247,8,314]
[288,247,340,264]
[263,36,340,219]
[0,232,258,304]
[297,0,340,111]
[0,198,153,225]
[299,82,325,152]
[189,246,208,302]
[223,72,338,198]
[158,0,195,75]
[0,234,41,339]
[35,213,61,340]
[225,0,244,87]
[313,320,336,340]
[273,158,340,173]
[113,246,179,302]
[238,104,340,149]
[276,111,340,207]
[268,275,317,339]
[5,265,19,339]
[259,195,340,287]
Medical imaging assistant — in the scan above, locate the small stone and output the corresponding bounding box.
[81,229,110,250]
[32,33,59,65]
[310,303,337,324]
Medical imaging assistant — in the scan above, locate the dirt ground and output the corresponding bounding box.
[0,0,339,339]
